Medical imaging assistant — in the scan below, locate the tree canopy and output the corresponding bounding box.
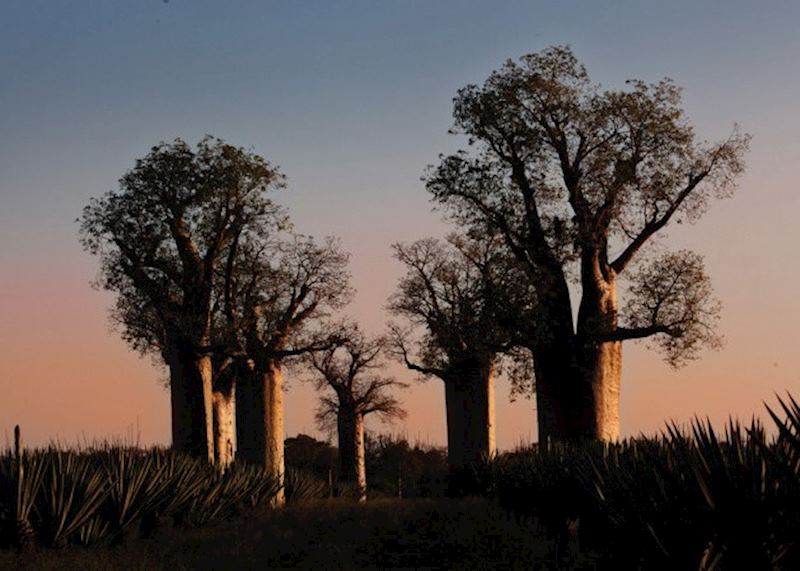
[80,136,287,350]
[426,45,749,366]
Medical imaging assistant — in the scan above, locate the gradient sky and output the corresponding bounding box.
[2,1,799,450]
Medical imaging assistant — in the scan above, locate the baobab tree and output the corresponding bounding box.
[388,234,532,492]
[107,262,242,468]
[306,327,406,501]
[79,136,285,461]
[223,235,352,504]
[426,46,749,442]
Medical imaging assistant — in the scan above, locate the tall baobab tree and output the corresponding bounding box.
[223,235,351,504]
[388,234,532,492]
[426,46,749,442]
[306,327,406,502]
[80,137,285,462]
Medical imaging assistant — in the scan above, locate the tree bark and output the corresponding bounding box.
[519,260,598,444]
[337,408,366,501]
[235,364,261,463]
[577,269,622,442]
[584,339,622,441]
[236,359,285,506]
[531,333,596,444]
[166,344,214,463]
[212,382,236,469]
[443,359,496,494]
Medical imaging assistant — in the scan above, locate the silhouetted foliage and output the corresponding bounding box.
[364,434,448,499]
[284,434,337,475]
[79,136,286,460]
[0,447,282,550]
[483,396,800,568]
[387,233,534,396]
[426,46,750,441]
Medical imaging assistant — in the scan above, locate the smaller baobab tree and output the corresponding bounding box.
[306,326,406,502]
[388,234,532,494]
[222,234,352,504]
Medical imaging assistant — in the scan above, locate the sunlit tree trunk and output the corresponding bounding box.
[586,338,622,441]
[577,266,622,442]
[443,359,497,494]
[167,344,214,463]
[337,406,367,501]
[264,362,285,506]
[236,359,285,506]
[212,382,236,469]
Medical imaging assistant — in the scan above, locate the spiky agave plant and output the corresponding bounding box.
[763,395,800,565]
[182,462,282,526]
[101,446,171,541]
[686,419,788,568]
[34,449,110,547]
[143,451,209,531]
[284,468,327,503]
[234,463,283,508]
[0,446,46,550]
[585,433,712,567]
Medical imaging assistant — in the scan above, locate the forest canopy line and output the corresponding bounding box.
[77,46,749,498]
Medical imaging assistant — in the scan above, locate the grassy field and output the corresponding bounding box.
[0,498,593,570]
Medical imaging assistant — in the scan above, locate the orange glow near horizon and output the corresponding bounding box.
[3,171,799,451]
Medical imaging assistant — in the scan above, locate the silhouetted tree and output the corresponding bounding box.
[224,235,351,504]
[109,257,244,468]
[306,326,406,501]
[426,46,749,442]
[80,136,285,462]
[388,234,532,492]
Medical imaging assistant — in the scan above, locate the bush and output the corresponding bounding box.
[0,446,281,550]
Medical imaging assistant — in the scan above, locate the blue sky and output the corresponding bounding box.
[2,1,799,447]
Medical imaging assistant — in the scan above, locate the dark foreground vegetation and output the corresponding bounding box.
[0,499,572,570]
[485,396,800,569]
[3,396,800,569]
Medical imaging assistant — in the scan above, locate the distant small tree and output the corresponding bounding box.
[306,326,406,501]
[427,46,749,441]
[79,136,285,462]
[388,234,532,492]
[284,434,338,477]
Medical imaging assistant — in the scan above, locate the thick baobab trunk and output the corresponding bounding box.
[236,360,285,506]
[166,344,214,463]
[577,270,622,442]
[443,359,496,494]
[212,382,236,469]
[527,264,597,444]
[584,339,621,441]
[337,408,366,501]
[531,333,594,444]
[235,364,260,462]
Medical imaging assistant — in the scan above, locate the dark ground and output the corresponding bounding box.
[0,498,596,570]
